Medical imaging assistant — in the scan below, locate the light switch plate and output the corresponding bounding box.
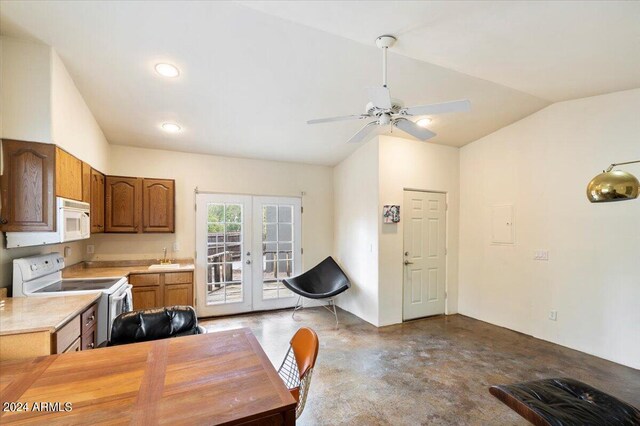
[549,310,558,321]
[534,250,549,261]
[86,245,95,254]
[173,241,180,252]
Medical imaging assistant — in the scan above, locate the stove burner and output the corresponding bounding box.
[34,279,121,293]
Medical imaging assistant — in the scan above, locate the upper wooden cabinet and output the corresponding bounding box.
[1,140,175,235]
[55,147,83,201]
[82,162,91,203]
[0,140,55,232]
[105,176,142,233]
[90,169,105,233]
[104,176,175,234]
[142,179,175,233]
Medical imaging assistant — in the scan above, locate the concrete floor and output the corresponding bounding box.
[201,307,640,426]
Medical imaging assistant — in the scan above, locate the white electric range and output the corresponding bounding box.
[13,253,132,345]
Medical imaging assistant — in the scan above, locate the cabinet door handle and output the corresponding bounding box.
[87,342,95,349]
[0,218,7,225]
[86,315,95,325]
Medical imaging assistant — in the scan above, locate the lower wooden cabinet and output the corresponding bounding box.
[130,271,194,310]
[132,286,162,310]
[64,337,82,353]
[0,302,98,361]
[165,283,194,306]
[81,325,97,351]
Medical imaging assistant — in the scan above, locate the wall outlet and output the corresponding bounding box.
[172,241,180,252]
[86,245,95,254]
[534,250,549,261]
[549,310,558,321]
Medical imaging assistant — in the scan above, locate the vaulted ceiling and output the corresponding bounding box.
[1,1,638,165]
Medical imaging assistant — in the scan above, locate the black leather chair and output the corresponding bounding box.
[109,305,206,346]
[490,377,640,426]
[282,256,350,326]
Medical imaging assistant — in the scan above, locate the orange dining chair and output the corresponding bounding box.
[277,327,319,419]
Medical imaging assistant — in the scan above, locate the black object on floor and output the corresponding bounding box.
[283,256,350,326]
[109,305,205,346]
[490,377,640,426]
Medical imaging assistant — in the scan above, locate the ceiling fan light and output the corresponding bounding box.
[587,170,639,202]
[417,118,432,128]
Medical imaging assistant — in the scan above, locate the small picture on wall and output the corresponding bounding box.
[383,205,400,223]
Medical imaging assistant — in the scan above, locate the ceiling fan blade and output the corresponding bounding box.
[367,87,392,109]
[401,99,471,116]
[307,114,369,125]
[393,118,436,141]
[347,121,380,144]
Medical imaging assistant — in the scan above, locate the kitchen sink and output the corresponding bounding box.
[148,264,181,270]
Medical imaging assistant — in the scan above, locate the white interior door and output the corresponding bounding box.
[252,196,301,311]
[196,193,301,316]
[403,190,447,320]
[196,193,252,316]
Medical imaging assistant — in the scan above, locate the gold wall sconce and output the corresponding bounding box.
[587,160,640,203]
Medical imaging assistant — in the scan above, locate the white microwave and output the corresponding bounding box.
[6,197,90,248]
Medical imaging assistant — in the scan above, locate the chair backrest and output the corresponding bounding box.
[283,256,350,298]
[291,327,319,379]
[109,305,202,346]
[278,327,319,419]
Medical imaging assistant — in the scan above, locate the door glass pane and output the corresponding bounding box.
[278,223,292,242]
[206,203,244,305]
[263,223,277,241]
[278,205,292,223]
[263,205,277,223]
[261,203,296,300]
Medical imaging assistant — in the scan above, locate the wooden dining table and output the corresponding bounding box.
[0,327,297,425]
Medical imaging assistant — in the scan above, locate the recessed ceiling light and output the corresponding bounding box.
[155,63,180,78]
[161,122,181,133]
[416,118,432,128]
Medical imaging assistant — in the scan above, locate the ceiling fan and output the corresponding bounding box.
[307,35,471,144]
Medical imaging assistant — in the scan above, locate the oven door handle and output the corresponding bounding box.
[111,284,132,301]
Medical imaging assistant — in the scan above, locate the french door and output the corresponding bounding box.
[195,193,301,317]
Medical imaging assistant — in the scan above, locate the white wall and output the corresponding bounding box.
[51,52,110,171]
[333,140,380,326]
[0,37,51,143]
[459,88,640,369]
[378,136,460,325]
[90,145,334,277]
[1,39,110,288]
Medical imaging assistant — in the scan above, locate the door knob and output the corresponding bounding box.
[404,260,414,265]
[246,260,251,264]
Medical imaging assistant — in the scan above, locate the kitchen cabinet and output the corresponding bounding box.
[1,139,175,235]
[105,176,175,234]
[142,178,175,233]
[105,175,142,233]
[82,161,92,203]
[164,283,193,306]
[90,168,105,233]
[130,271,193,310]
[81,302,98,351]
[132,286,162,310]
[0,139,55,232]
[0,300,98,361]
[55,146,83,201]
